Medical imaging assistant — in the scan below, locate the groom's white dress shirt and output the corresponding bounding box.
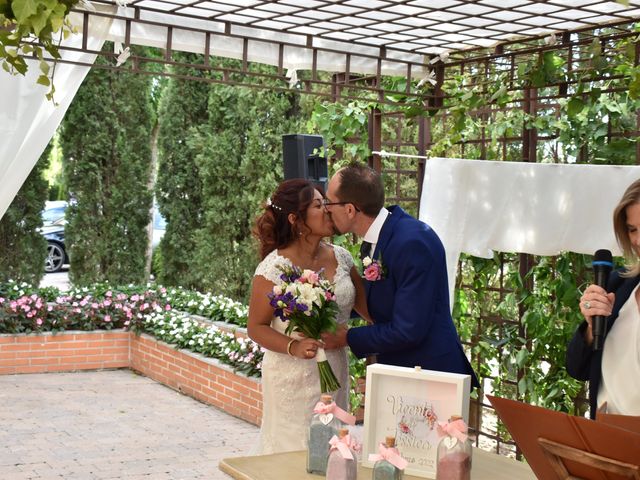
[362,207,389,258]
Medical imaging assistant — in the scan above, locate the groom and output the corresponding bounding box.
[322,162,479,388]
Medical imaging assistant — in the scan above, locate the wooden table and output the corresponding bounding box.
[219,448,536,480]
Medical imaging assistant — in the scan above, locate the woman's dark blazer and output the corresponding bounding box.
[566,270,640,419]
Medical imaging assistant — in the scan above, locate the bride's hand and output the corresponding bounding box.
[291,338,323,359]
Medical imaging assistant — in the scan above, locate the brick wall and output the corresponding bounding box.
[0,330,262,426]
[0,330,129,375]
[130,334,262,426]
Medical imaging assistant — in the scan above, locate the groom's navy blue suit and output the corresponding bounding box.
[347,206,479,387]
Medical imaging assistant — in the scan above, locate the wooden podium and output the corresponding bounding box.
[489,395,640,480]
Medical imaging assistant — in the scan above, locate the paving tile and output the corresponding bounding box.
[0,370,259,479]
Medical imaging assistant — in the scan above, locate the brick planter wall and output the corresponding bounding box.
[0,330,129,375]
[0,330,262,426]
[130,333,262,426]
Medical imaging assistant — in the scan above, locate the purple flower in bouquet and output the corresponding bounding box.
[267,264,341,393]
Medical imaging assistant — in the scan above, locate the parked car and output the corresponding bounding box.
[40,202,165,272]
[41,201,69,273]
[41,200,67,226]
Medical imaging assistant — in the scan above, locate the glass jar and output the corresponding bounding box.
[307,394,343,475]
[372,436,404,480]
[325,428,357,480]
[436,416,472,480]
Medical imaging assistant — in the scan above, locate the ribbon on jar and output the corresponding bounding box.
[329,435,354,460]
[313,400,356,425]
[368,443,408,470]
[437,418,469,443]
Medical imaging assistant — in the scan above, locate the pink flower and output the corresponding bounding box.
[106,290,113,297]
[165,304,171,311]
[306,271,320,285]
[364,263,382,281]
[36,318,43,326]
[104,315,111,322]
[299,269,319,285]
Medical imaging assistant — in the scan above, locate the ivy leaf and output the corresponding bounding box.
[518,377,528,395]
[567,97,585,117]
[50,3,68,32]
[29,11,49,36]
[489,85,507,104]
[11,0,39,22]
[529,69,546,88]
[36,74,50,86]
[516,347,529,368]
[39,59,50,75]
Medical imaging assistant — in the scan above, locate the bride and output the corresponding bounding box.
[248,178,370,455]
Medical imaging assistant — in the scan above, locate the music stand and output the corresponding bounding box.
[488,395,640,480]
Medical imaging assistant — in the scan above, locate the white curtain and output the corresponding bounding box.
[0,4,115,220]
[106,7,428,77]
[419,158,640,305]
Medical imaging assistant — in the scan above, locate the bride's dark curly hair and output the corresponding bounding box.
[254,179,320,259]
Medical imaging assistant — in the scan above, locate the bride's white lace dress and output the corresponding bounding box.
[253,245,355,455]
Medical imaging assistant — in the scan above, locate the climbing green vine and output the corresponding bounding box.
[0,0,80,99]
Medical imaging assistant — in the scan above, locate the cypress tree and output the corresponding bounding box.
[0,145,51,284]
[190,83,304,301]
[155,54,209,288]
[59,46,154,285]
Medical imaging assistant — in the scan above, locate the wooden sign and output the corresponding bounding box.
[361,364,471,479]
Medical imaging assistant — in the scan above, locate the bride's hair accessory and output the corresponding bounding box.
[266,197,283,212]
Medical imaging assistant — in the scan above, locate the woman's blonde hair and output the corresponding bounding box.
[613,178,640,276]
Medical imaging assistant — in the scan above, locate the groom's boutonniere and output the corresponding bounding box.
[362,255,386,282]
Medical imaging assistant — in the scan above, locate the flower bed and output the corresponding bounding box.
[0,281,265,425]
[0,282,263,376]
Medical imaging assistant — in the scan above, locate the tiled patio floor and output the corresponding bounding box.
[0,370,259,479]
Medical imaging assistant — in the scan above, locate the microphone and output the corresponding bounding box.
[592,249,613,351]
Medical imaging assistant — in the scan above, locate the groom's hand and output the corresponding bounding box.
[321,324,348,350]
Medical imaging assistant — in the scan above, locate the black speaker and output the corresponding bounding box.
[282,134,327,191]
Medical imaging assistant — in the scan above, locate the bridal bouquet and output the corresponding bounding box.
[268,265,341,393]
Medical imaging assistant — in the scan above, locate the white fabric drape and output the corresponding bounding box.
[419,158,640,305]
[105,7,428,77]
[0,4,115,220]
